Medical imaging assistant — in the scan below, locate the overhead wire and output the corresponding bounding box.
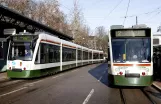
[122,0,131,26]
[147,10,161,20]
[99,0,124,25]
[144,10,161,24]
[120,6,161,18]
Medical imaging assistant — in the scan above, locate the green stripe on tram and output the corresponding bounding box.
[62,64,76,70]
[108,74,153,86]
[7,66,60,78]
[7,63,79,78]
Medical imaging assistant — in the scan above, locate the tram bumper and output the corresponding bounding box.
[7,70,41,78]
[108,74,153,86]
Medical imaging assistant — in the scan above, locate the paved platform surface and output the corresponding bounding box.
[152,81,161,91]
[0,72,8,81]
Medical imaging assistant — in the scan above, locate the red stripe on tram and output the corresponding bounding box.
[113,64,151,66]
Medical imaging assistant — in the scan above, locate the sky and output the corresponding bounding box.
[59,0,161,33]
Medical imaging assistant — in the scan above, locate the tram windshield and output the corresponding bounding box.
[8,42,34,61]
[112,38,151,63]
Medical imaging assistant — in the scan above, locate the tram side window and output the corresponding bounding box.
[54,45,60,62]
[93,53,95,59]
[83,51,85,60]
[72,48,76,61]
[49,45,54,63]
[40,43,49,63]
[62,47,76,61]
[40,43,60,63]
[85,51,88,60]
[78,50,82,60]
[40,43,45,64]
[98,54,99,59]
[45,44,49,63]
[100,54,103,59]
[35,47,40,64]
[89,52,92,59]
[97,53,99,59]
[83,51,88,60]
[93,53,99,59]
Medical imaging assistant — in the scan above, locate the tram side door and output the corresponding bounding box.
[107,48,111,67]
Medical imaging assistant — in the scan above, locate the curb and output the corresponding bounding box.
[0,77,8,82]
[152,83,161,92]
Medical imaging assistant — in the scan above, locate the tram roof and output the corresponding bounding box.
[111,27,151,30]
[0,5,73,41]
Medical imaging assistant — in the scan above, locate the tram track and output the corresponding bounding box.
[119,88,158,104]
[119,89,127,104]
[151,84,161,93]
[140,88,157,104]
[0,79,26,88]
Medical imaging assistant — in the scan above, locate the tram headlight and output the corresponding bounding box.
[145,68,149,72]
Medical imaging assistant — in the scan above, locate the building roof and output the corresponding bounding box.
[0,5,73,41]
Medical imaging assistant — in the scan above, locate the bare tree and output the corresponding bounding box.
[0,0,72,35]
[0,0,32,15]
[94,26,108,54]
[69,0,90,46]
[0,0,91,43]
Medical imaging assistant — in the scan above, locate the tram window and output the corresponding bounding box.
[40,43,45,63]
[85,51,88,60]
[112,38,151,63]
[83,51,85,60]
[40,43,60,63]
[54,45,60,62]
[72,49,76,61]
[45,44,49,63]
[49,45,54,63]
[83,51,88,60]
[100,54,103,59]
[90,52,92,59]
[40,43,48,64]
[93,53,98,59]
[89,52,92,59]
[62,47,76,62]
[35,47,40,64]
[78,50,82,60]
[87,52,89,60]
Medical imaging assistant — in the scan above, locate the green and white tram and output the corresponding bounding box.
[108,25,153,86]
[7,32,104,78]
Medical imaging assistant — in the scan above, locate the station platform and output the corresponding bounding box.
[0,72,8,82]
[152,81,161,91]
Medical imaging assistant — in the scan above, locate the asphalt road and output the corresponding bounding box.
[0,63,161,104]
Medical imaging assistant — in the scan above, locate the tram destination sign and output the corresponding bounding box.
[115,30,146,37]
[12,35,35,41]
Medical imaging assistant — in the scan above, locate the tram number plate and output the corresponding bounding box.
[12,69,22,72]
[125,73,140,78]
